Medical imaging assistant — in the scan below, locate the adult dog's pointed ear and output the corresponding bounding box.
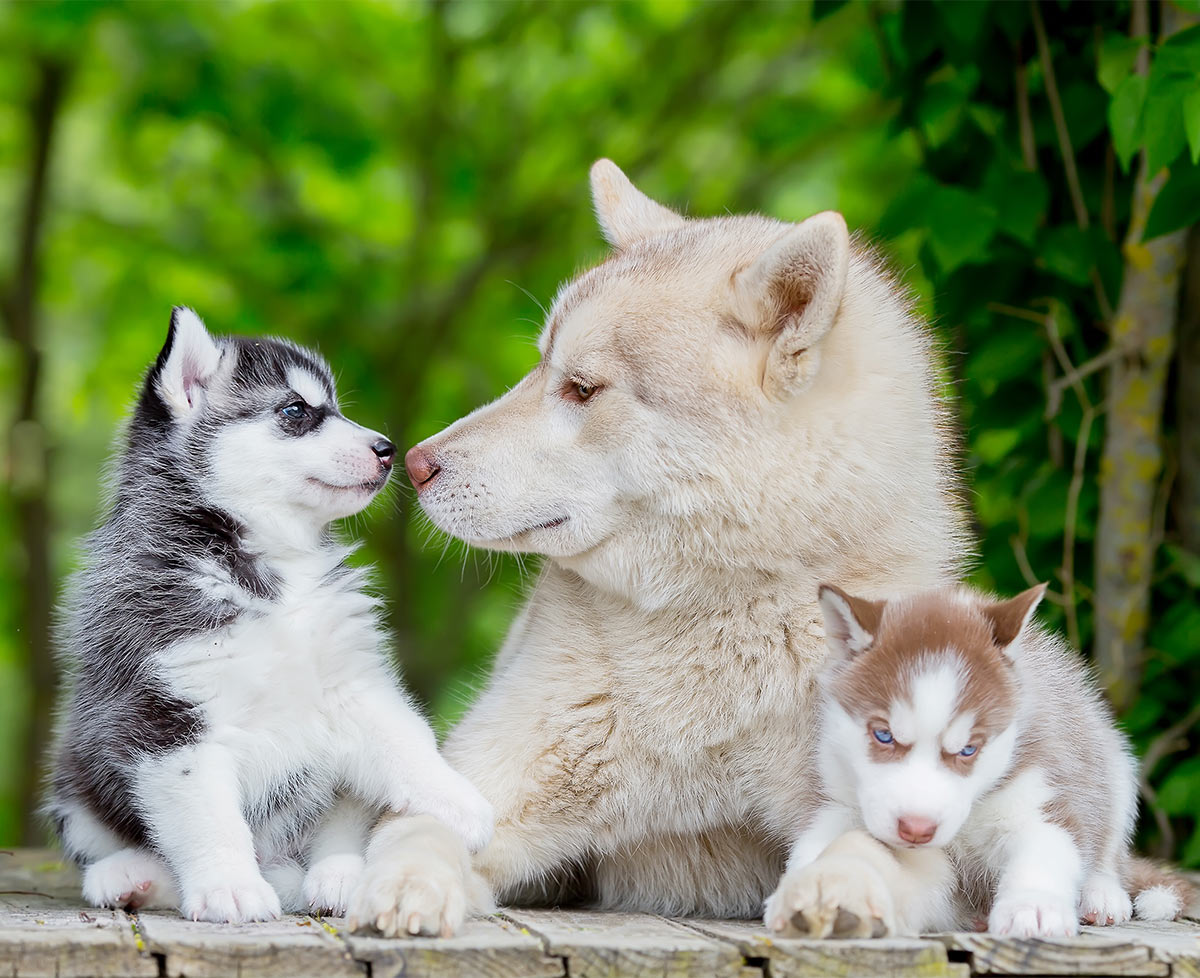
[731,211,850,397]
[590,159,685,249]
[818,583,882,661]
[153,307,222,418]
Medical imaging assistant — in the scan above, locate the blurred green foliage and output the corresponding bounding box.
[1,0,1197,868]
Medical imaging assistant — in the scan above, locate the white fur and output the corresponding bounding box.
[1134,886,1182,921]
[133,548,492,921]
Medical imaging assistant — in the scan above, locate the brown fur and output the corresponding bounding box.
[827,590,1019,753]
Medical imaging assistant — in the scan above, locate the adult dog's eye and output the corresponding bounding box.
[280,401,306,420]
[575,383,596,401]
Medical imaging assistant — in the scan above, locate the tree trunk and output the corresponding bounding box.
[1093,2,1192,710]
[2,58,70,844]
[1174,224,1200,552]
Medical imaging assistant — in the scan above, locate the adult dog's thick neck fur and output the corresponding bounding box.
[354,161,971,933]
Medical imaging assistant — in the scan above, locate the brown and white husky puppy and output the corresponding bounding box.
[764,583,1191,938]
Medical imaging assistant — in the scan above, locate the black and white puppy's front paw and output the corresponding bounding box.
[303,853,365,917]
[181,868,282,923]
[82,848,178,910]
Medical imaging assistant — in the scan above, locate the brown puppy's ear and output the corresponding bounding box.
[730,211,850,398]
[818,583,883,660]
[980,583,1047,658]
[589,159,685,249]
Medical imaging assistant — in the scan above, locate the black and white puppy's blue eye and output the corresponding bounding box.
[959,744,978,757]
[280,401,306,420]
[873,728,894,745]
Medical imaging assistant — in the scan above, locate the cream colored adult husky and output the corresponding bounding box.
[348,160,970,937]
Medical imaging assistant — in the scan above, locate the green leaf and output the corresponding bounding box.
[1037,226,1094,286]
[1182,827,1200,870]
[812,0,849,22]
[924,185,998,273]
[981,165,1049,245]
[1143,159,1200,241]
[1156,756,1200,815]
[1098,34,1144,94]
[1186,90,1200,164]
[1109,73,1147,172]
[1143,78,1192,175]
[1154,23,1200,76]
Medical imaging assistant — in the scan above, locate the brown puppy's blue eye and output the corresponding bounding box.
[959,744,978,757]
[873,728,893,745]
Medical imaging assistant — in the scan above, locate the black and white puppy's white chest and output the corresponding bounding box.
[159,558,390,816]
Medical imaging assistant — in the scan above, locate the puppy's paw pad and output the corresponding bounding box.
[183,874,281,923]
[82,850,175,910]
[990,890,1078,938]
[303,854,364,916]
[1079,877,1132,926]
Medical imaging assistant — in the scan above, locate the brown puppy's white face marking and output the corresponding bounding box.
[816,584,1045,849]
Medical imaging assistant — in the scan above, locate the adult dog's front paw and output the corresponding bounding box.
[181,870,282,923]
[82,848,178,910]
[764,855,895,939]
[303,853,364,917]
[348,814,491,938]
[990,889,1078,937]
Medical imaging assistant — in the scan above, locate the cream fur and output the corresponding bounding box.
[349,161,969,935]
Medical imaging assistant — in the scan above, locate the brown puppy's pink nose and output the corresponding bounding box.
[897,816,937,845]
[404,445,441,490]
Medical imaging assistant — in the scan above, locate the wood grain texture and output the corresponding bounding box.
[933,925,1172,976]
[346,914,564,978]
[686,917,969,978]
[0,908,158,978]
[4,851,1200,978]
[134,911,364,978]
[502,909,746,978]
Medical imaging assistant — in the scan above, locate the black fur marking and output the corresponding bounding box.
[230,337,336,404]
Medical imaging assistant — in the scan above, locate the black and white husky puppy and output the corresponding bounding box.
[48,308,493,923]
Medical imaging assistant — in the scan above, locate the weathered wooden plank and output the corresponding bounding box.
[135,910,363,978]
[502,909,747,978]
[0,849,80,902]
[346,913,564,978]
[0,907,158,978]
[933,928,1170,976]
[685,917,968,978]
[1108,920,1200,978]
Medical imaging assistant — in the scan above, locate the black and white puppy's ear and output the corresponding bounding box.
[730,212,850,398]
[153,307,221,418]
[818,583,883,661]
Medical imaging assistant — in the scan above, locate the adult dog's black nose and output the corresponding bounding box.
[372,438,396,469]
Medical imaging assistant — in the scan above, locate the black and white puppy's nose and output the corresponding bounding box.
[371,438,397,469]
